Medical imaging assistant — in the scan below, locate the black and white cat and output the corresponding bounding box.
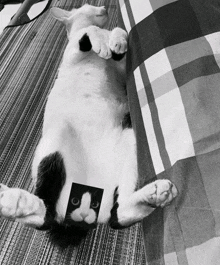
[0,4,177,246]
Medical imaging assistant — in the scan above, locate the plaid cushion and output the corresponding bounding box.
[119,0,220,264]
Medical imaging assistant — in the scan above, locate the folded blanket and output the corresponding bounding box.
[118,0,220,264]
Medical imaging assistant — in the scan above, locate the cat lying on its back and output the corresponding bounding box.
[0,4,177,246]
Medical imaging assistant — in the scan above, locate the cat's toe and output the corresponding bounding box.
[155,180,178,207]
[92,41,111,59]
[99,43,112,59]
[146,180,178,208]
[109,38,127,55]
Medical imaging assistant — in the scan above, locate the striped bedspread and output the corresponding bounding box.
[0,0,146,264]
[119,0,220,264]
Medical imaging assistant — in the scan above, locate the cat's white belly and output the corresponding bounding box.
[55,127,126,223]
[43,59,127,136]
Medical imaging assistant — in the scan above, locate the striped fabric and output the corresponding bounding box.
[118,0,220,264]
[0,0,146,264]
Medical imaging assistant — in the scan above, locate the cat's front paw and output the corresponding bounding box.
[86,26,112,59]
[109,27,128,59]
[145,180,178,208]
[91,35,111,59]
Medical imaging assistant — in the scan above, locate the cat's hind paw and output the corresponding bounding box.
[0,185,45,221]
[145,179,178,208]
[0,186,30,218]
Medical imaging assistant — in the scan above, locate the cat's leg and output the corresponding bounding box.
[0,184,46,227]
[0,131,59,226]
[78,26,112,59]
[110,179,178,229]
[0,129,66,227]
[62,26,111,63]
[31,128,65,184]
[109,129,178,229]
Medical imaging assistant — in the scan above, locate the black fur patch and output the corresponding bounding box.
[109,186,158,229]
[35,152,66,222]
[79,33,92,52]
[46,222,89,248]
[109,187,126,229]
[122,113,132,129]
[35,152,89,246]
[111,52,125,61]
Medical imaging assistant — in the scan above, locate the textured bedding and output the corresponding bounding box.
[118,0,220,264]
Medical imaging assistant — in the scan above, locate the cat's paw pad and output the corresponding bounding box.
[0,188,36,219]
[109,28,128,55]
[146,180,178,207]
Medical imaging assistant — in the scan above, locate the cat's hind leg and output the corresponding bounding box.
[31,128,65,185]
[0,127,68,228]
[31,126,69,220]
[0,129,65,227]
[109,129,178,229]
[110,179,178,229]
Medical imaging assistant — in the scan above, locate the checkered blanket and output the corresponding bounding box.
[118,0,220,264]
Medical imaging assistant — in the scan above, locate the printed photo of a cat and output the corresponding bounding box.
[0,4,178,246]
[65,182,103,229]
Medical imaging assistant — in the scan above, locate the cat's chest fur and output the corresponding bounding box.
[44,53,127,135]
